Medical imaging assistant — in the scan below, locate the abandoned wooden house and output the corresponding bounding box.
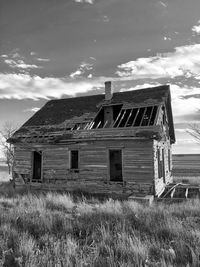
[8,82,176,197]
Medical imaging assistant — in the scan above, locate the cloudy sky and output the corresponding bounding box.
[0,0,200,154]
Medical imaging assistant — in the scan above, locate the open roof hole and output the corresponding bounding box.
[141,106,153,126]
[126,109,138,127]
[133,107,145,126]
[149,106,158,126]
[113,105,123,121]
[91,109,104,129]
[118,109,131,127]
[113,109,125,127]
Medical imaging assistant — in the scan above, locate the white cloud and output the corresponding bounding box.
[0,73,103,100]
[103,15,110,22]
[12,53,21,58]
[89,57,96,61]
[88,74,93,78]
[192,20,200,34]
[4,59,41,69]
[74,0,94,4]
[0,70,200,125]
[120,82,161,92]
[70,70,82,78]
[118,82,200,124]
[116,44,200,80]
[0,55,8,58]
[166,84,200,119]
[24,107,40,113]
[30,52,37,56]
[70,61,94,78]
[36,58,50,62]
[163,36,171,41]
[159,1,167,8]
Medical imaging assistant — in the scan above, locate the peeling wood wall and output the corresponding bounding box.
[13,140,155,196]
[153,139,173,196]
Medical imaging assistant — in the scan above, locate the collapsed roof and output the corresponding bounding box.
[11,84,175,143]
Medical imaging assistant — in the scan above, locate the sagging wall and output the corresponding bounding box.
[13,139,154,196]
[153,139,173,196]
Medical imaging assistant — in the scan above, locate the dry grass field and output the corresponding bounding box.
[0,162,200,267]
[0,182,199,267]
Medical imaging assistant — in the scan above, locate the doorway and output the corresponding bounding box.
[109,150,123,182]
[32,151,42,181]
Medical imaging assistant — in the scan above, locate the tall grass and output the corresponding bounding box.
[0,192,200,266]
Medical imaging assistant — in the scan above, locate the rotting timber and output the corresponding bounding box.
[157,183,200,202]
[8,83,176,198]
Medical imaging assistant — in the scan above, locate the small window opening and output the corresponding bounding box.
[157,148,162,179]
[70,150,79,169]
[162,149,165,182]
[157,148,165,180]
[168,149,171,171]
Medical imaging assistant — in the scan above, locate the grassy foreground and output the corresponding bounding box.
[0,191,200,267]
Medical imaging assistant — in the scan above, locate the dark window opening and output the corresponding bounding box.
[162,149,165,183]
[157,148,162,179]
[168,149,171,171]
[157,148,165,180]
[33,151,42,181]
[109,150,123,182]
[70,150,79,169]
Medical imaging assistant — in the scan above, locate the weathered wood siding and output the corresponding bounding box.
[13,139,155,196]
[123,141,153,182]
[153,140,173,196]
[13,147,32,175]
[172,154,200,176]
[43,147,69,182]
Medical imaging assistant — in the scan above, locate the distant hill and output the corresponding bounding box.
[172,154,200,176]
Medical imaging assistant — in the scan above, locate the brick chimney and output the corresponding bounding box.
[105,81,113,101]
